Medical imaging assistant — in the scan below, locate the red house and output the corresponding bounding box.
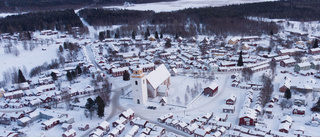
[203,82,218,97]
[239,108,257,126]
[42,118,60,130]
[119,108,134,120]
[78,124,89,131]
[97,121,110,133]
[280,58,296,67]
[226,93,237,105]
[292,106,306,115]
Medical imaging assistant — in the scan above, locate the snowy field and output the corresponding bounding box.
[104,0,277,12]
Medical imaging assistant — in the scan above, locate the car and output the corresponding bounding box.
[12,127,20,131]
[152,106,157,110]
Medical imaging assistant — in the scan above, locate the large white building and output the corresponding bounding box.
[131,65,148,104]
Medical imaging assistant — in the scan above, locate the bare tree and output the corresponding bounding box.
[270,60,277,76]
[185,93,189,104]
[176,97,180,104]
[242,68,253,82]
[312,91,318,101]
[23,40,28,50]
[186,85,190,94]
[260,74,274,107]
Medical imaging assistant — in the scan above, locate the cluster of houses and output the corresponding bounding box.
[230,73,263,91]
[158,112,230,137]
[89,108,166,137]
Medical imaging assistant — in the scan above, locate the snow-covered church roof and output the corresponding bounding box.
[146,64,170,89]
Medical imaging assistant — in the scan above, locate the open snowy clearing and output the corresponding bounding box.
[104,0,277,12]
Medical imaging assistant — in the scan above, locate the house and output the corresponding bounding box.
[61,123,72,131]
[41,118,60,130]
[78,124,89,131]
[130,117,149,128]
[146,64,171,98]
[222,105,235,113]
[175,121,188,131]
[272,55,290,62]
[17,117,31,127]
[158,113,173,123]
[311,61,320,70]
[239,108,257,126]
[3,90,24,99]
[311,113,320,122]
[125,125,139,137]
[97,121,110,133]
[119,108,134,120]
[159,97,167,106]
[294,94,306,106]
[111,67,129,77]
[281,115,292,125]
[279,77,291,92]
[294,62,311,72]
[292,106,306,115]
[62,129,76,137]
[203,81,218,97]
[309,47,320,54]
[112,117,127,127]
[184,123,198,134]
[278,123,290,133]
[280,58,296,67]
[89,129,105,137]
[226,93,236,105]
[194,128,208,137]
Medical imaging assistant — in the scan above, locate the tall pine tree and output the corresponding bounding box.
[18,69,27,83]
[123,70,130,81]
[51,72,57,81]
[314,39,319,48]
[284,88,291,100]
[160,32,163,39]
[146,28,150,37]
[66,71,73,81]
[132,31,136,40]
[237,50,244,66]
[85,98,95,119]
[155,31,159,39]
[76,65,82,74]
[96,96,105,118]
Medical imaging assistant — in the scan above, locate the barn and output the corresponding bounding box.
[203,81,218,97]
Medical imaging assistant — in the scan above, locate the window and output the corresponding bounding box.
[135,81,138,85]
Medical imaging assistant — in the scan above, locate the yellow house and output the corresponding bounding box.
[149,37,156,41]
[228,37,241,45]
[0,88,5,98]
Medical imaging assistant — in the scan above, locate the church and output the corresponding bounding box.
[131,64,171,104]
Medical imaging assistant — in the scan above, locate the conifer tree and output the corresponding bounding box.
[18,69,27,83]
[96,96,105,118]
[314,39,319,48]
[66,71,73,81]
[132,31,135,40]
[51,72,57,81]
[85,98,95,119]
[59,45,64,53]
[284,88,291,100]
[160,32,163,39]
[237,50,244,66]
[76,65,82,74]
[123,70,130,81]
[146,28,150,37]
[144,32,148,40]
[155,31,159,39]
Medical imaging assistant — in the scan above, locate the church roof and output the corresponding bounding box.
[146,64,170,89]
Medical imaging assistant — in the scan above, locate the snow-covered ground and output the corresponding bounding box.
[104,0,277,12]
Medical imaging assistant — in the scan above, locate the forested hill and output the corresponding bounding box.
[0,0,176,12]
[0,9,83,34]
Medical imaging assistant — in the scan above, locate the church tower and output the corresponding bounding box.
[131,65,148,104]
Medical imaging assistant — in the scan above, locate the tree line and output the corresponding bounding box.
[0,0,175,12]
[0,9,83,34]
